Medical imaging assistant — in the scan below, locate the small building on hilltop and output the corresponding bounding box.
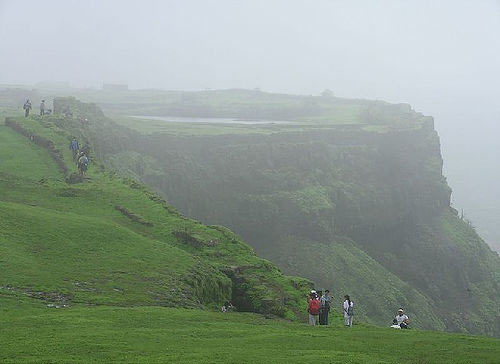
[102,83,129,91]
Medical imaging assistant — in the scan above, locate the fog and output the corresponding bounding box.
[0,0,499,250]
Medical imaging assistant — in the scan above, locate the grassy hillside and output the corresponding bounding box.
[42,94,500,337]
[0,117,311,318]
[1,100,499,363]
[0,124,60,178]
[1,296,499,364]
[257,236,445,330]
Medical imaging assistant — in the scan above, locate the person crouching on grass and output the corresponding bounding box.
[307,291,320,326]
[394,308,410,329]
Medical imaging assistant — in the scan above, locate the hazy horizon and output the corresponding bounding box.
[1,0,499,250]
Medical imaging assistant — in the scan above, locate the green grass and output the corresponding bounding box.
[0,124,61,179]
[92,109,499,336]
[0,101,499,363]
[0,200,196,305]
[0,297,498,364]
[109,114,363,136]
[0,123,199,306]
[0,114,312,317]
[110,115,289,135]
[257,236,445,331]
[39,96,499,337]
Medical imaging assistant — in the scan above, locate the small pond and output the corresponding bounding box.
[130,115,293,125]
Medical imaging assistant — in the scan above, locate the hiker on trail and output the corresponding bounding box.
[69,137,79,159]
[307,291,320,326]
[40,100,46,116]
[23,99,32,117]
[393,308,410,329]
[77,151,86,164]
[77,154,89,176]
[320,290,332,325]
[342,295,354,327]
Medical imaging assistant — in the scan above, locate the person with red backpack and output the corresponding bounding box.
[307,291,320,326]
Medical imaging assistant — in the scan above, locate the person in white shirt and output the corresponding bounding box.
[394,308,410,329]
[342,295,354,327]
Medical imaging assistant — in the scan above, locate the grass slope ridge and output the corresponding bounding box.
[0,116,311,319]
[0,99,499,364]
[47,94,500,337]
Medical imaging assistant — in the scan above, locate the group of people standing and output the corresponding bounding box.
[69,137,90,176]
[23,99,50,117]
[307,290,354,327]
[307,290,411,330]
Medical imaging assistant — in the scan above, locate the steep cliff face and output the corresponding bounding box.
[53,96,500,336]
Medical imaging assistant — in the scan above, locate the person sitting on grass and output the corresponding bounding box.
[394,308,410,329]
[221,301,234,312]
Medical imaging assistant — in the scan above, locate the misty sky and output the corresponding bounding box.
[0,1,498,97]
[0,0,499,248]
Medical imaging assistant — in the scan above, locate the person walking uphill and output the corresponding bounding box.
[307,291,320,326]
[77,153,89,176]
[343,295,354,327]
[23,99,32,117]
[69,137,79,160]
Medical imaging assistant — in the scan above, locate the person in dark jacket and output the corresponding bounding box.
[320,290,332,325]
[69,137,79,159]
[317,290,324,324]
[23,99,32,117]
[40,100,46,116]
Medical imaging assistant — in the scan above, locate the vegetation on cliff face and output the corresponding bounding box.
[41,92,500,337]
[0,112,312,320]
